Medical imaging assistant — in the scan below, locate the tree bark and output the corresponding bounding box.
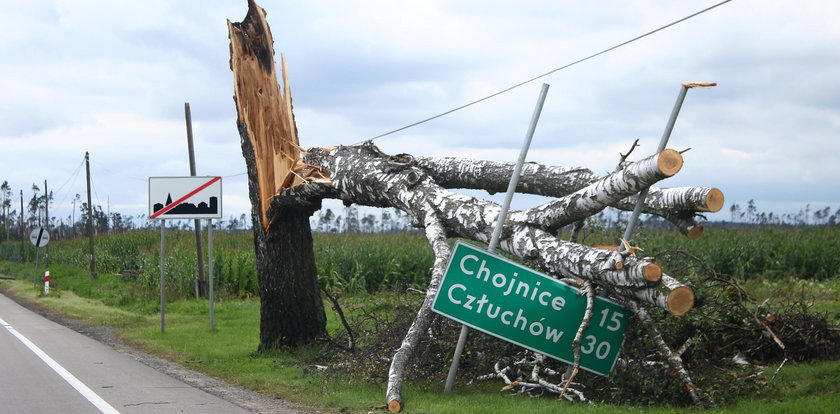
[416,155,722,236]
[300,143,693,310]
[229,1,326,348]
[255,207,326,349]
[507,149,684,232]
[386,207,451,413]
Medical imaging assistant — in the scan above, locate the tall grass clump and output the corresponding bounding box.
[4,224,833,307]
[313,232,433,294]
[637,226,840,280]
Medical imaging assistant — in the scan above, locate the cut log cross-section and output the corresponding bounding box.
[228,0,724,410]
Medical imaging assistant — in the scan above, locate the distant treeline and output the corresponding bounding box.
[0,176,835,243]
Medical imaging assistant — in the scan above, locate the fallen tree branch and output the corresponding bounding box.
[415,155,722,236]
[615,138,641,172]
[320,287,356,353]
[508,149,685,233]
[478,352,588,402]
[560,280,597,400]
[303,144,680,300]
[769,358,788,383]
[753,294,786,351]
[628,301,709,408]
[386,206,451,413]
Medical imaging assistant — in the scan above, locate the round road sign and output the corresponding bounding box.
[29,227,50,248]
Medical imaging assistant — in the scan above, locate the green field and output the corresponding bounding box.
[0,226,838,413]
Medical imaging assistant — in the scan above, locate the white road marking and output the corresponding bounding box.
[0,317,120,414]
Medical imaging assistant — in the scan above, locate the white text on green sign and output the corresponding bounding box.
[431,241,629,376]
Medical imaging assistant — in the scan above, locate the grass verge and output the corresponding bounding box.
[1,276,838,413]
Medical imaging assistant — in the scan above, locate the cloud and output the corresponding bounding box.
[1,0,838,226]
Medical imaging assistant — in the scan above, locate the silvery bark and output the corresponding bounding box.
[298,142,704,410]
[416,156,721,236]
[385,207,450,412]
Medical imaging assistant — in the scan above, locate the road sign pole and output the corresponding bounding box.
[29,227,49,288]
[620,82,715,248]
[208,219,215,330]
[160,219,166,334]
[445,83,550,393]
[33,248,40,288]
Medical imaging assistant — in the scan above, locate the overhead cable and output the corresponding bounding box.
[360,0,734,143]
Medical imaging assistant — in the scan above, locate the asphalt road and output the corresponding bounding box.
[0,293,256,414]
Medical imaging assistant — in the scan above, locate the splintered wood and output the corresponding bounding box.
[228,2,328,230]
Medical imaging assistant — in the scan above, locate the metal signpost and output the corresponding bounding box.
[444,84,550,392]
[433,241,629,376]
[621,82,715,248]
[29,227,50,288]
[208,219,215,330]
[149,176,222,333]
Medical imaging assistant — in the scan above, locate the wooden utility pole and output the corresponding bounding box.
[85,152,97,278]
[19,190,24,262]
[184,102,207,297]
[44,180,50,263]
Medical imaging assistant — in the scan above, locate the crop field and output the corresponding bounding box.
[0,224,838,413]
[3,224,836,301]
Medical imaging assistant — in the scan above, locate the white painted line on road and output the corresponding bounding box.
[0,317,121,414]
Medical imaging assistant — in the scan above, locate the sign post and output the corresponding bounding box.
[444,83,550,392]
[208,219,215,330]
[159,219,166,333]
[433,241,629,376]
[149,176,222,332]
[29,227,50,288]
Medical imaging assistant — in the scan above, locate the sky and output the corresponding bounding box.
[1,0,839,228]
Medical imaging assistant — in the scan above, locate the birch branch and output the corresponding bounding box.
[416,155,722,235]
[628,301,709,408]
[611,273,695,317]
[508,149,684,232]
[386,205,451,413]
[560,281,596,400]
[304,144,687,307]
[301,142,699,410]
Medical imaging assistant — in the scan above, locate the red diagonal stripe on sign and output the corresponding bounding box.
[150,177,221,219]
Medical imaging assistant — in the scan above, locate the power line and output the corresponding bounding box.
[360,0,734,143]
[53,156,86,209]
[89,160,147,182]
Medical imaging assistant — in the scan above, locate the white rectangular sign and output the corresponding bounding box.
[148,176,222,219]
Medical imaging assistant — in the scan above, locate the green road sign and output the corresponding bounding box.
[432,241,630,376]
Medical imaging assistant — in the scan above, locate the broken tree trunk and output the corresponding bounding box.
[228,1,327,348]
[227,1,720,409]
